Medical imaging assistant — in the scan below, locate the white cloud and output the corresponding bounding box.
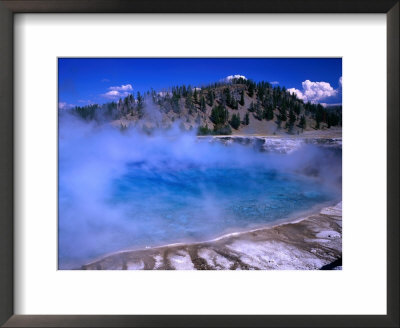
[339,76,342,87]
[103,90,130,99]
[58,102,75,110]
[287,88,305,100]
[270,81,279,85]
[109,84,133,92]
[102,84,133,99]
[224,74,247,82]
[104,90,120,97]
[287,79,338,103]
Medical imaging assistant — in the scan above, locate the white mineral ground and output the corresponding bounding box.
[82,202,342,270]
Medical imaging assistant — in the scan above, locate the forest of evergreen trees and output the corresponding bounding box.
[67,76,342,136]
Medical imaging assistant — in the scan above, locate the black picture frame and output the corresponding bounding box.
[0,1,398,327]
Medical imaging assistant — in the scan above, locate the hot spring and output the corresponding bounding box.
[58,117,342,269]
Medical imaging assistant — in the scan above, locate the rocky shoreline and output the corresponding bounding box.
[197,134,342,155]
[82,202,342,270]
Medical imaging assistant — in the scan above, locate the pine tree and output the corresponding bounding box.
[315,104,326,129]
[277,116,282,129]
[279,107,287,121]
[231,98,238,109]
[265,106,274,121]
[198,125,212,135]
[248,83,255,97]
[200,96,206,112]
[239,90,245,106]
[210,105,230,134]
[288,109,296,133]
[208,90,215,106]
[185,92,194,110]
[244,112,250,125]
[224,88,231,106]
[299,115,306,130]
[254,103,263,121]
[294,103,300,115]
[315,104,324,129]
[210,105,228,125]
[136,92,144,118]
[229,113,241,130]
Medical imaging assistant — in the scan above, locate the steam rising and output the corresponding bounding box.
[58,113,341,269]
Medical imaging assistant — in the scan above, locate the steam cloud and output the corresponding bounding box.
[58,113,341,269]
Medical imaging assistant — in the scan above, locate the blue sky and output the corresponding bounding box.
[58,58,342,108]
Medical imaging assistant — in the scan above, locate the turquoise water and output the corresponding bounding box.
[58,133,341,269]
[110,164,338,247]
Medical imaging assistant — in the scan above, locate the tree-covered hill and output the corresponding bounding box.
[66,77,342,136]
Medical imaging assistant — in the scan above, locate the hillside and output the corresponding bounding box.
[68,77,342,136]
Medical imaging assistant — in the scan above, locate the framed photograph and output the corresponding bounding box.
[0,1,398,327]
[58,57,343,271]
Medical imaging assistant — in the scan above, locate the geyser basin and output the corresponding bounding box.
[111,164,337,242]
[58,121,341,269]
